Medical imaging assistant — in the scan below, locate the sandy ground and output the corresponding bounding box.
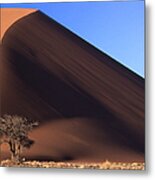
[0,160,145,170]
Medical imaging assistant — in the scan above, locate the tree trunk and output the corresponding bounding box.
[11,149,20,162]
[0,143,2,164]
[9,140,19,163]
[11,152,16,162]
[15,143,20,162]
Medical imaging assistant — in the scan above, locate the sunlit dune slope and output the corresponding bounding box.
[0,8,36,39]
[0,9,145,162]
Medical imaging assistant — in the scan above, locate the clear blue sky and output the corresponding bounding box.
[1,1,144,77]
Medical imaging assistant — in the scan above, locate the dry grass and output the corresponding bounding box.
[0,160,145,170]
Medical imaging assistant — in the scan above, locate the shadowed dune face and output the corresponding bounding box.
[1,119,144,162]
[0,9,145,162]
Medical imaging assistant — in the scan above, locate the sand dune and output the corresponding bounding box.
[0,9,144,162]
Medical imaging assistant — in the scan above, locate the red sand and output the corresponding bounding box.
[0,8,36,39]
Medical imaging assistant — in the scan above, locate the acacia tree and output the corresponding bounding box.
[0,115,38,162]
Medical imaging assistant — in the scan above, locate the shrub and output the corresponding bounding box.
[0,115,38,162]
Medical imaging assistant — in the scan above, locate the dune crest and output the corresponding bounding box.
[0,8,36,39]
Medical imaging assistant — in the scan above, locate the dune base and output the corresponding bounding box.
[0,160,144,170]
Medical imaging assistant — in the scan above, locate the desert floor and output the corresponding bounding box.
[0,160,144,170]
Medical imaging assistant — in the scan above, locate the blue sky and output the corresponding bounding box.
[1,1,144,77]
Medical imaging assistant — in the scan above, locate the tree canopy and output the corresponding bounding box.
[0,115,38,162]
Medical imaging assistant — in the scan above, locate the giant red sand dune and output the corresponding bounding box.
[0,8,145,162]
